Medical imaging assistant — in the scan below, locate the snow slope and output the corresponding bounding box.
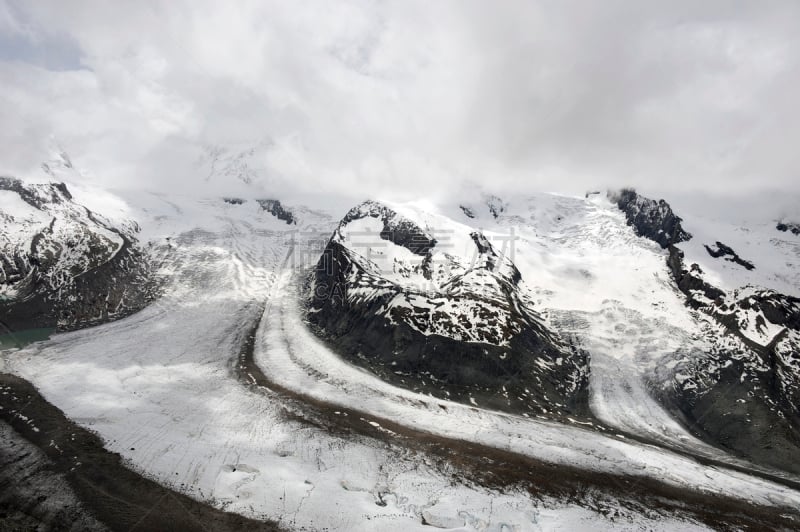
[3,189,799,530]
[261,269,800,502]
[2,191,716,530]
[667,194,800,298]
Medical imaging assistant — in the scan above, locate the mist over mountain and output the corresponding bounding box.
[3,2,800,531]
[3,1,800,203]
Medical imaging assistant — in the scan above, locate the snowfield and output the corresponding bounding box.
[3,189,799,530]
[668,195,800,298]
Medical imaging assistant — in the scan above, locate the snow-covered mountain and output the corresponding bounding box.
[307,199,589,418]
[0,176,157,332]
[2,181,800,530]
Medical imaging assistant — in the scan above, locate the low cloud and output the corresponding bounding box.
[1,1,798,203]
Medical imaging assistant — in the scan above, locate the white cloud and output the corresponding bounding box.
[1,0,798,203]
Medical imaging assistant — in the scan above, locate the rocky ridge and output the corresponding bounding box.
[256,199,295,225]
[611,188,692,248]
[776,222,800,236]
[0,177,159,333]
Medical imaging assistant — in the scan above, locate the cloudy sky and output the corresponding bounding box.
[1,1,799,202]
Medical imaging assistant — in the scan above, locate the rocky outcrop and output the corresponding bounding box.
[610,188,692,248]
[703,241,755,270]
[666,246,725,307]
[256,199,295,225]
[0,177,159,333]
[307,200,589,419]
[338,200,436,254]
[776,222,800,236]
[459,205,475,219]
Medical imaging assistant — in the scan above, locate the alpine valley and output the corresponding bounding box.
[2,156,800,531]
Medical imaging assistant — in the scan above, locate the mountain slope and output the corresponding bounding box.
[307,200,590,418]
[4,188,800,530]
[613,189,800,474]
[0,177,158,333]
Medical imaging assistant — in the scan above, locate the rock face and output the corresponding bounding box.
[615,191,800,473]
[692,288,800,411]
[776,222,800,236]
[666,246,725,307]
[256,199,295,225]
[610,188,692,249]
[0,177,158,333]
[703,241,755,270]
[306,200,589,418]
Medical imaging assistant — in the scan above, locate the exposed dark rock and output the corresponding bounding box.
[657,349,800,475]
[776,222,800,236]
[306,200,589,420]
[223,197,245,205]
[459,205,475,218]
[614,191,800,473]
[662,259,800,472]
[610,188,692,248]
[338,200,436,255]
[666,246,725,307]
[659,292,800,474]
[0,178,159,333]
[749,292,800,329]
[256,199,295,225]
[703,241,755,270]
[0,176,72,209]
[667,246,800,418]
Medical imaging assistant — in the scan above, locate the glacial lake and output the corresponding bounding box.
[0,328,55,350]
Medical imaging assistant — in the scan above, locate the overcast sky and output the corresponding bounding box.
[1,1,799,203]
